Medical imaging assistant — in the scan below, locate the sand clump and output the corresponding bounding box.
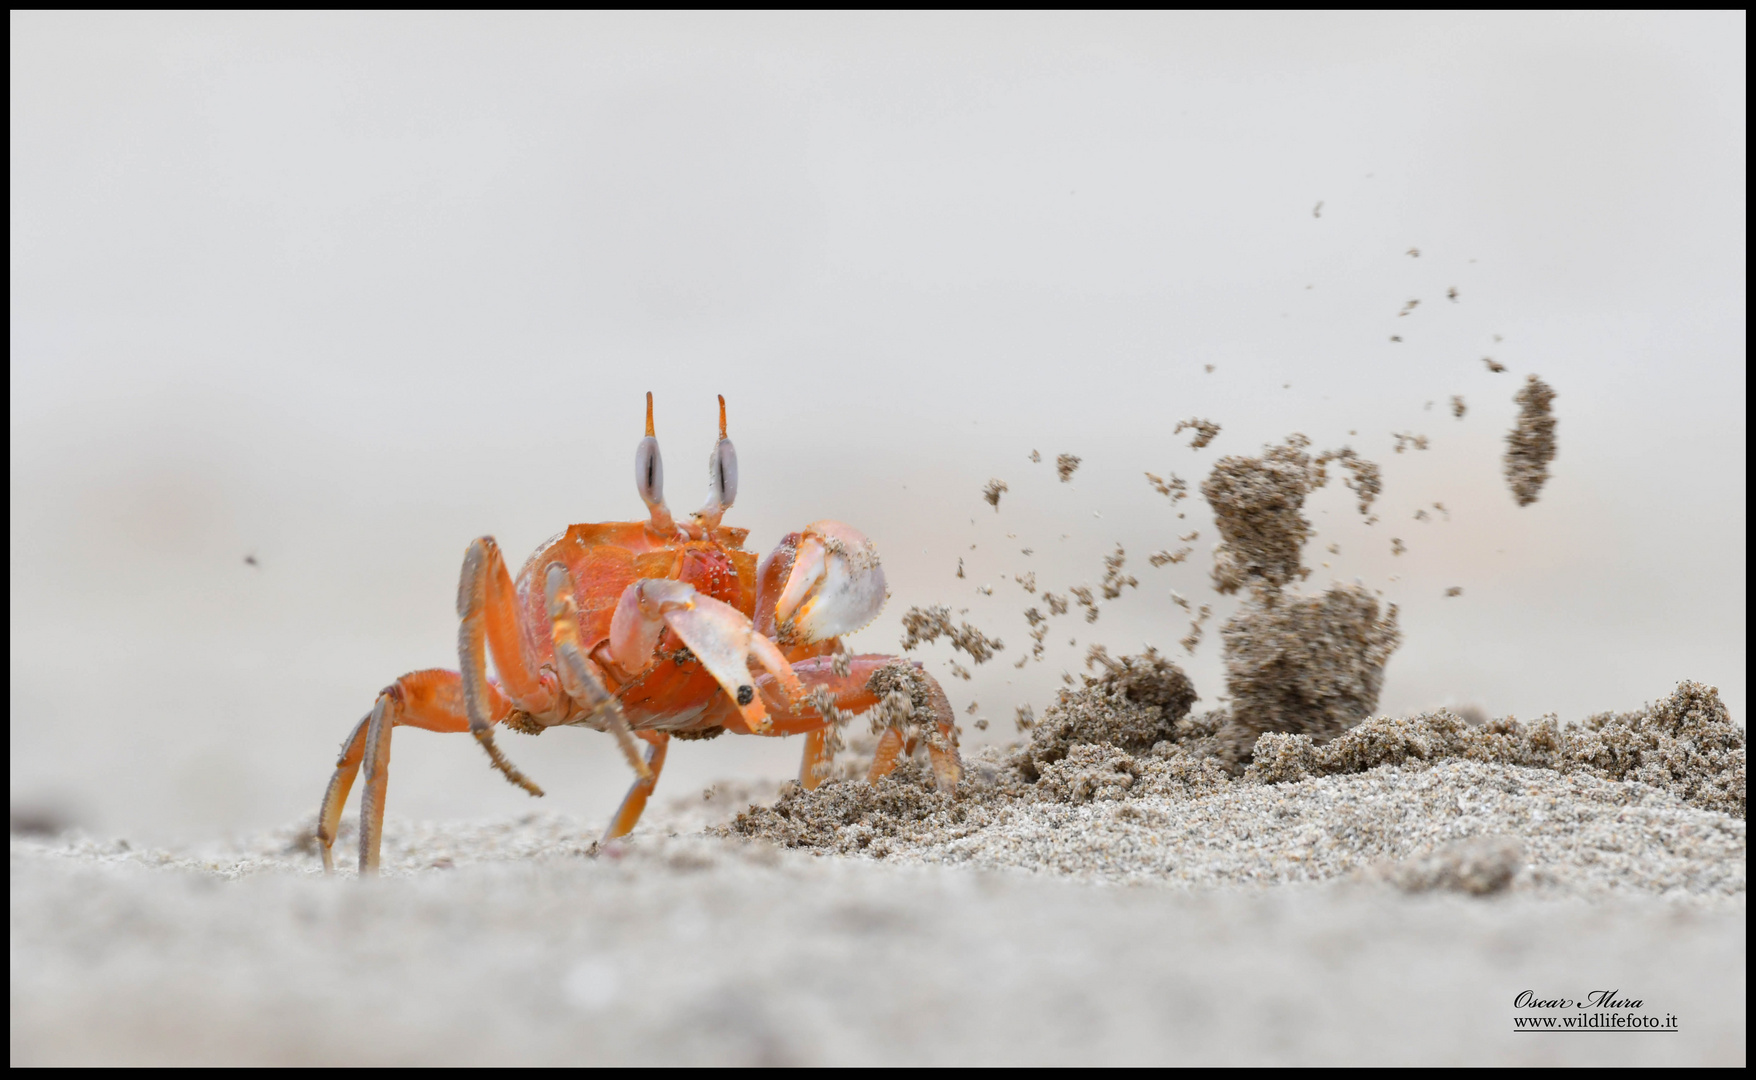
[1382,835,1524,895]
[1036,745,1143,803]
[1203,435,1323,593]
[1177,604,1213,655]
[898,606,1005,664]
[719,759,993,858]
[1144,470,1188,504]
[1149,547,1192,567]
[1202,434,1385,592]
[982,478,1008,510]
[1504,374,1558,506]
[1099,545,1138,599]
[1200,434,1400,746]
[1220,585,1401,747]
[1315,447,1382,517]
[1174,418,1221,449]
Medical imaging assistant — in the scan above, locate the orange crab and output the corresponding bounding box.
[318,394,961,873]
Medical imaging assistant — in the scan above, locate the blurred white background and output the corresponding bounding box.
[11,12,1745,844]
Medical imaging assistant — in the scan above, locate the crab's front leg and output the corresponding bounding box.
[754,654,962,794]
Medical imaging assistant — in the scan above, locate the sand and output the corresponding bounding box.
[10,808,1744,1066]
[13,718,1745,1067]
[729,666,1745,900]
[16,655,1741,1065]
[1505,374,1559,506]
[739,757,1743,896]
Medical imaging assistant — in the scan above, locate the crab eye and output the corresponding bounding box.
[635,436,665,509]
[709,439,738,510]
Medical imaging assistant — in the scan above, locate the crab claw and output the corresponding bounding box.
[611,579,803,733]
[772,521,888,645]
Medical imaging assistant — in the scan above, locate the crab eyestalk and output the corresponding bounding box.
[636,391,676,535]
[773,521,888,645]
[694,394,738,532]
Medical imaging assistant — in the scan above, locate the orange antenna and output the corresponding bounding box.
[644,391,655,437]
[718,394,727,439]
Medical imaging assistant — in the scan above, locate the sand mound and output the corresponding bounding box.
[725,753,1744,896]
[1018,648,1197,779]
[1249,680,1745,818]
[723,658,1745,896]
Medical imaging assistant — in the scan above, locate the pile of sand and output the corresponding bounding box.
[732,756,1742,896]
[726,658,1745,898]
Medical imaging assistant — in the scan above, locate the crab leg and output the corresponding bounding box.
[317,716,367,873]
[318,668,503,873]
[798,730,832,789]
[357,691,396,874]
[752,654,883,733]
[602,732,670,842]
[915,667,961,795]
[752,654,962,794]
[544,564,648,780]
[458,537,557,797]
[867,728,908,783]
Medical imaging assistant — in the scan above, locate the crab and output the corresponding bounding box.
[317,394,961,873]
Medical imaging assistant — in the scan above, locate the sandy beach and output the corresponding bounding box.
[12,658,1747,1066]
[11,728,1744,1065]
